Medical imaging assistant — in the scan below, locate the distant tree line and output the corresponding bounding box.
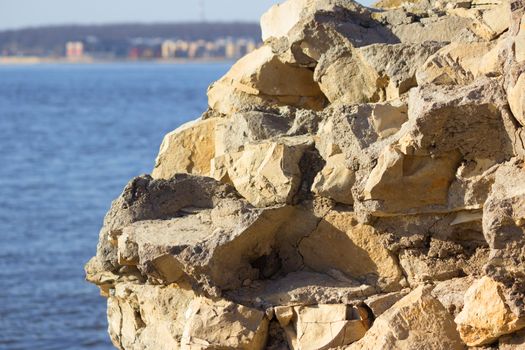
[0,22,261,56]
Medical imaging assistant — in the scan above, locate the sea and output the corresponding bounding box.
[0,63,231,350]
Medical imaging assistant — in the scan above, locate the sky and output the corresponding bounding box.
[0,0,286,30]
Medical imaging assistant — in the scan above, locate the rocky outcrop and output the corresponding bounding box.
[86,0,525,349]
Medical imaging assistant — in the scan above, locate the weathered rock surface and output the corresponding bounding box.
[509,73,525,126]
[298,210,405,292]
[276,304,371,349]
[455,276,525,346]
[211,136,313,207]
[86,0,525,348]
[182,297,269,350]
[152,118,218,179]
[348,286,465,350]
[207,46,326,115]
[416,41,501,86]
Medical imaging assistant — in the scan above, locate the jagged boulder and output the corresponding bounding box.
[313,42,443,105]
[107,282,195,349]
[311,153,355,205]
[348,285,465,350]
[361,78,513,216]
[207,46,326,115]
[152,118,218,179]
[416,41,501,86]
[181,297,269,350]
[261,0,393,51]
[455,276,525,346]
[89,174,295,295]
[276,304,371,349]
[211,137,313,207]
[115,202,291,293]
[92,174,239,273]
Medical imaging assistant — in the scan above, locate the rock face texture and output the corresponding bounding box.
[86,0,525,348]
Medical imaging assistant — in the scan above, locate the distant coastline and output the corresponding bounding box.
[0,22,261,63]
[0,56,234,65]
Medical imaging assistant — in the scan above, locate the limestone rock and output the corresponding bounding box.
[277,304,371,350]
[455,276,525,346]
[416,42,500,86]
[316,104,390,177]
[152,118,218,179]
[357,42,443,100]
[399,247,466,285]
[260,0,314,41]
[261,0,393,51]
[311,153,355,205]
[212,137,313,207]
[107,283,269,350]
[93,174,239,273]
[315,49,383,105]
[482,159,525,316]
[361,78,513,216]
[116,197,292,294]
[207,46,326,115]
[370,101,408,138]
[391,15,475,43]
[315,42,442,105]
[299,210,405,292]
[107,283,195,350]
[364,290,409,317]
[215,111,293,156]
[91,174,299,295]
[363,146,462,214]
[181,297,269,350]
[481,1,512,37]
[431,276,474,317]
[509,73,525,126]
[348,285,465,350]
[226,271,377,308]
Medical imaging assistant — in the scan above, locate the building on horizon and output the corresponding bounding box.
[65,41,84,59]
[160,38,258,60]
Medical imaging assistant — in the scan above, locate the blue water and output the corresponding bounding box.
[0,63,230,350]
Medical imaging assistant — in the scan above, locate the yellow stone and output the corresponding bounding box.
[299,210,405,291]
[455,276,525,346]
[152,118,218,179]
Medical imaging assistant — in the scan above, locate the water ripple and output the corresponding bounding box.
[0,63,229,349]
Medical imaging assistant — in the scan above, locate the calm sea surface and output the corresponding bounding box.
[0,63,231,350]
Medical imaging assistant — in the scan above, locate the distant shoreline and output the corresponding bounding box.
[0,56,235,65]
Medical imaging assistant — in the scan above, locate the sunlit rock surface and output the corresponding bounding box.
[86,0,525,348]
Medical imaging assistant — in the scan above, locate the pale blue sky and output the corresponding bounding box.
[0,0,279,30]
[0,0,372,30]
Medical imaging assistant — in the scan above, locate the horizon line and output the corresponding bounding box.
[0,20,262,33]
